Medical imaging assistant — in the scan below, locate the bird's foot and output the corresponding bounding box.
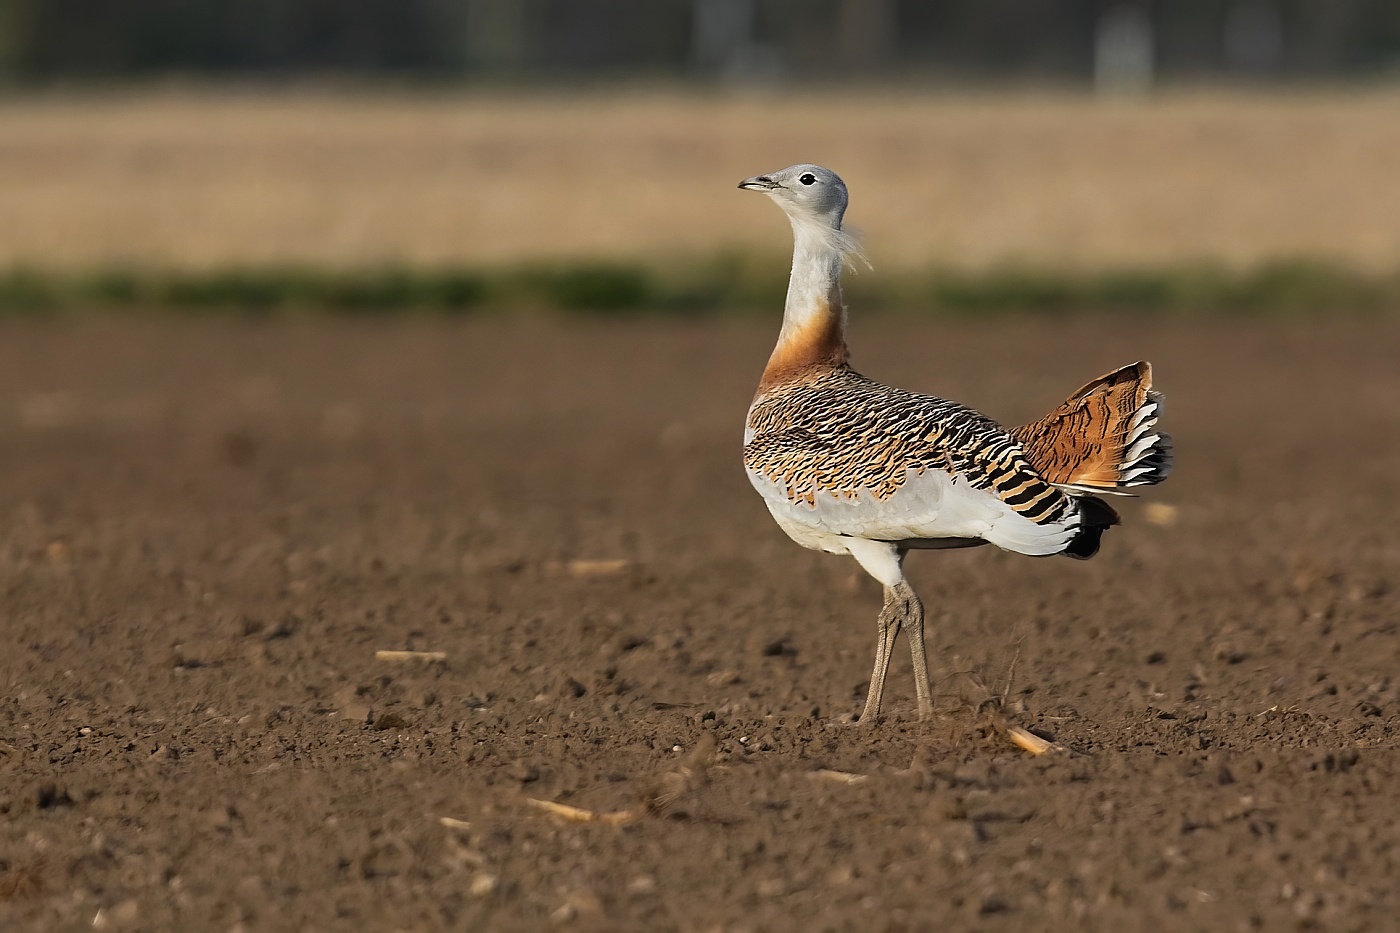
[833,712,868,728]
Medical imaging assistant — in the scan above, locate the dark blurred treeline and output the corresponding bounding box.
[1,0,1398,82]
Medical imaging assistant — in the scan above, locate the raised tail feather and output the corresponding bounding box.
[1013,361,1174,496]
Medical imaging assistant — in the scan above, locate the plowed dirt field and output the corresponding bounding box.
[1,314,1397,931]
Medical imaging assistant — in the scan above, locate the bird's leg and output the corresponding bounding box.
[895,581,933,721]
[858,587,904,724]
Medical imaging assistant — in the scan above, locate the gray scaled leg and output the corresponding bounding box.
[858,587,905,724]
[894,580,933,720]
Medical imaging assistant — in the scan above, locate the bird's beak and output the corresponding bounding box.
[738,174,780,191]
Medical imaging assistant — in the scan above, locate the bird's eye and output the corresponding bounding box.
[799,173,817,186]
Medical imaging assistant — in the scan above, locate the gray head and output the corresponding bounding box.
[738,164,849,228]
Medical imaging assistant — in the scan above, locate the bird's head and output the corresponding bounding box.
[738,164,848,229]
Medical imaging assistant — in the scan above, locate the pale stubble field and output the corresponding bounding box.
[2,87,1399,274]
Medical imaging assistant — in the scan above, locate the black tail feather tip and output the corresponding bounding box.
[1065,495,1120,560]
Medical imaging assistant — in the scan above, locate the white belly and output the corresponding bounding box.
[766,503,857,555]
[746,464,1077,556]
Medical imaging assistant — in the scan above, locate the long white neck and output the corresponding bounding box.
[759,213,849,389]
[777,215,845,342]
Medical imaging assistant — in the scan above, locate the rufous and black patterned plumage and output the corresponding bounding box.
[737,163,1172,724]
[746,367,1073,526]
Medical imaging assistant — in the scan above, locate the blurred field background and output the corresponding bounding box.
[4,87,1400,314]
[3,0,1400,312]
[2,87,1400,276]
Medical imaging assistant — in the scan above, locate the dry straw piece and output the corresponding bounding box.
[545,559,632,578]
[437,817,472,830]
[1004,726,1064,756]
[374,649,447,662]
[1144,503,1180,527]
[525,798,637,826]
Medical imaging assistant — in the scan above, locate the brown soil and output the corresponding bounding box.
[1,314,1397,932]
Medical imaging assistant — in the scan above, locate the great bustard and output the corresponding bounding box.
[739,164,1173,723]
